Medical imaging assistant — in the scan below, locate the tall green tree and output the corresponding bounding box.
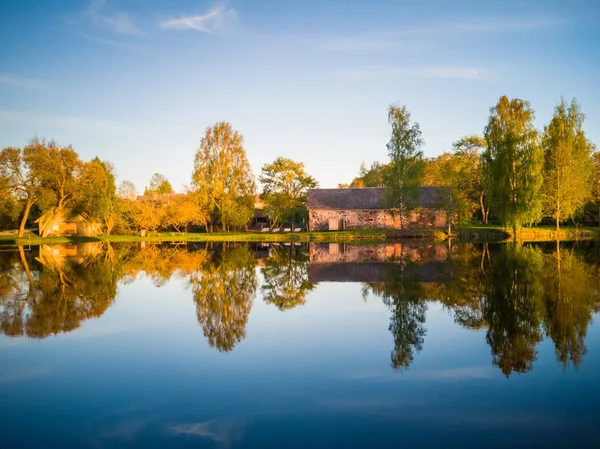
[0,146,42,237]
[384,105,424,229]
[192,122,256,231]
[259,157,317,227]
[542,98,594,231]
[144,173,173,195]
[73,158,118,234]
[483,96,543,233]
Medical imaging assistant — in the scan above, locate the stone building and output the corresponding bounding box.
[306,187,446,231]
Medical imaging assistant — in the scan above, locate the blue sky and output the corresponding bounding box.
[1,0,598,192]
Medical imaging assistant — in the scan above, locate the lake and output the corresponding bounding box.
[1,241,599,448]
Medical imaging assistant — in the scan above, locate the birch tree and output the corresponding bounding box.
[483,96,543,233]
[542,98,594,231]
[384,105,424,229]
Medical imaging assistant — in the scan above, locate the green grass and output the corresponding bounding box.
[456,221,600,242]
[1,224,598,246]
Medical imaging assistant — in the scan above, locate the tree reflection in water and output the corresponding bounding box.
[190,244,257,352]
[261,244,315,311]
[0,241,598,374]
[363,260,427,370]
[0,244,118,338]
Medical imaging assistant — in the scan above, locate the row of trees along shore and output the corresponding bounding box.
[1,95,599,236]
[0,123,317,236]
[353,96,600,233]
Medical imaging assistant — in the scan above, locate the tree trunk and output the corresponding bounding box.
[18,197,34,238]
[556,214,560,233]
[479,192,486,224]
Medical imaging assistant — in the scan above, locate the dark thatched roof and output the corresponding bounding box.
[306,187,444,210]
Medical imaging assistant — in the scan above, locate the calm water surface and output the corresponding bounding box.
[1,241,599,448]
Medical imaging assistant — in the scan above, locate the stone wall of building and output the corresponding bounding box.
[308,242,450,264]
[308,208,446,231]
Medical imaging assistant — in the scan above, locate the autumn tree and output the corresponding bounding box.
[144,173,173,196]
[433,153,476,235]
[350,161,388,187]
[127,199,166,232]
[23,139,85,236]
[453,135,488,223]
[165,199,208,233]
[483,96,543,233]
[191,122,256,231]
[384,105,424,229]
[591,152,600,226]
[0,146,42,237]
[259,157,317,227]
[118,180,137,200]
[541,98,594,231]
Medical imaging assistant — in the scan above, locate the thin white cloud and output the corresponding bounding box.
[159,2,239,35]
[0,76,46,91]
[85,0,141,36]
[168,418,245,446]
[322,17,558,52]
[0,110,132,133]
[341,66,490,81]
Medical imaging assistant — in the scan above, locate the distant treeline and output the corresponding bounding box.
[1,95,599,235]
[351,96,599,232]
[0,122,317,235]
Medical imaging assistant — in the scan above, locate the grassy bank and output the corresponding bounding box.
[457,223,600,242]
[0,229,395,246]
[1,225,598,246]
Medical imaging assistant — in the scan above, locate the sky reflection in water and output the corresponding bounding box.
[1,241,599,448]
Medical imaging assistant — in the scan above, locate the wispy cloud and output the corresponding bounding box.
[85,0,141,36]
[0,110,132,133]
[322,17,558,52]
[159,2,239,35]
[168,418,245,447]
[341,66,490,81]
[0,75,46,91]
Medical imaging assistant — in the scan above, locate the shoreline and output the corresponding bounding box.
[1,226,598,246]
